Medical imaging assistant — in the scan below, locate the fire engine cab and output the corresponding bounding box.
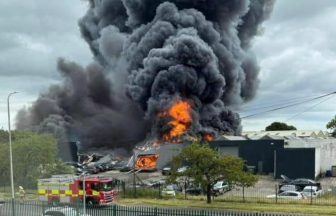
[38,175,117,206]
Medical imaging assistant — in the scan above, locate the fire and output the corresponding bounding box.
[203,134,214,142]
[162,100,192,141]
[135,154,159,170]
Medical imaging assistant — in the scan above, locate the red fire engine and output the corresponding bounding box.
[38,175,117,206]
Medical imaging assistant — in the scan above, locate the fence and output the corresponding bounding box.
[0,200,303,216]
[119,180,336,206]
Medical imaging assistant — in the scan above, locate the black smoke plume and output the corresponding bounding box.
[16,0,275,149]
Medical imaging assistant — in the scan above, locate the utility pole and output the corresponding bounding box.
[81,172,87,216]
[133,150,136,198]
[7,91,18,216]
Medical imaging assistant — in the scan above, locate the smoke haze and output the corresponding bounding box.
[16,0,275,150]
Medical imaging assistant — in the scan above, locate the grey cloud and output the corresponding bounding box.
[242,1,336,131]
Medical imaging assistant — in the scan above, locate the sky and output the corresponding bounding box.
[0,0,336,132]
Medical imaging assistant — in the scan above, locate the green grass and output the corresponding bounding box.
[0,187,37,200]
[117,198,336,216]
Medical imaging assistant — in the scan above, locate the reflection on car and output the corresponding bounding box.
[279,184,299,193]
[212,181,231,196]
[43,207,91,216]
[302,186,323,197]
[267,191,305,200]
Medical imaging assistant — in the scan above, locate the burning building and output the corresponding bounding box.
[16,0,275,163]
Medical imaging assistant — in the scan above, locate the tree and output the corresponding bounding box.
[265,122,297,131]
[326,115,336,137]
[0,131,73,189]
[169,143,257,204]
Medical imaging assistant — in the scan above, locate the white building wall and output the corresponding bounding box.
[315,148,321,177]
[286,138,336,173]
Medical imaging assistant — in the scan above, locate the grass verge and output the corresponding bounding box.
[117,198,336,216]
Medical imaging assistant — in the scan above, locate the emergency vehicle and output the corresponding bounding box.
[38,175,117,206]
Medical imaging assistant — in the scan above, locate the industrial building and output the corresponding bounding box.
[66,129,336,180]
[213,130,336,179]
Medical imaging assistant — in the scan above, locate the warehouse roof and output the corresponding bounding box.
[242,130,330,139]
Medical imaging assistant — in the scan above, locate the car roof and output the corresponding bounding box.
[45,206,75,212]
[280,190,300,194]
[281,184,296,187]
[303,186,318,189]
[294,178,314,182]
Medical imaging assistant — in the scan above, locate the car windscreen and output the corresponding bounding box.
[166,185,174,190]
[214,182,223,187]
[303,189,314,192]
[100,181,113,191]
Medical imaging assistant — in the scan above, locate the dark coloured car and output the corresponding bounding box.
[280,175,321,191]
[162,167,171,175]
[186,187,203,195]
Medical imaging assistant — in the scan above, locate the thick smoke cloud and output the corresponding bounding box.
[17,0,274,149]
[17,59,149,150]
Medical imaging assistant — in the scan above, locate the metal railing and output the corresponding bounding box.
[0,200,303,216]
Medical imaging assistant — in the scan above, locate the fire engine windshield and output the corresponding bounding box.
[99,181,113,191]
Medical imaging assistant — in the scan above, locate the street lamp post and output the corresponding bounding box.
[7,91,18,216]
[81,172,88,216]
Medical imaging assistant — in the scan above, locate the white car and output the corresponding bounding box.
[43,207,91,216]
[279,184,299,193]
[177,166,188,174]
[302,186,322,197]
[162,185,176,197]
[212,181,230,195]
[267,191,305,200]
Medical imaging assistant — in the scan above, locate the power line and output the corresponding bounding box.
[241,94,322,112]
[241,91,336,119]
[285,95,336,121]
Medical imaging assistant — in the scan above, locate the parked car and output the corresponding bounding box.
[43,207,91,216]
[143,180,166,189]
[162,185,176,197]
[186,187,203,195]
[280,175,321,191]
[302,186,323,197]
[267,191,305,200]
[162,167,171,176]
[212,181,231,196]
[279,184,299,193]
[177,166,188,174]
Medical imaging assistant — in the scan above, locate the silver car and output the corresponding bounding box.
[43,207,91,216]
[267,191,305,200]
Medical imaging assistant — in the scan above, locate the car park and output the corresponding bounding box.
[280,175,321,191]
[267,191,305,200]
[143,180,166,189]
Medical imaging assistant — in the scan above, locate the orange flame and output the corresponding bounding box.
[203,134,214,142]
[162,100,192,142]
[135,155,158,170]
